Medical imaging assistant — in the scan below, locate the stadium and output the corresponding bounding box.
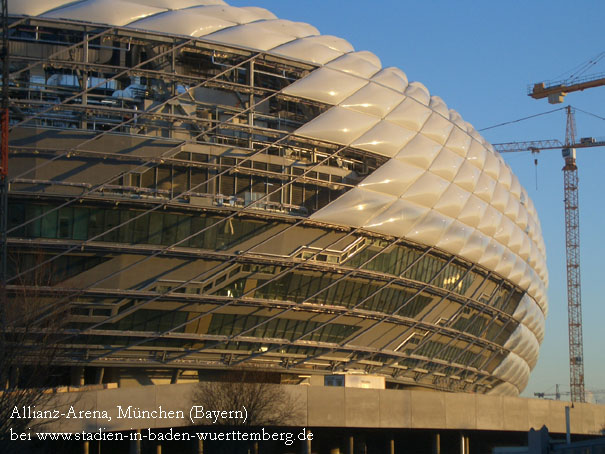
[6,0,548,398]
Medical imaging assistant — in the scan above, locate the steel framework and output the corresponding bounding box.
[3,16,537,394]
[562,106,585,403]
[494,106,588,402]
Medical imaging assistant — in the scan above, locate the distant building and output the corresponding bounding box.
[7,0,547,397]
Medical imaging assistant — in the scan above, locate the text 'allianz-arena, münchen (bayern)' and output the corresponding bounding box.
[6,0,548,396]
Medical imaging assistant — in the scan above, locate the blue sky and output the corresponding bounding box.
[230,1,605,400]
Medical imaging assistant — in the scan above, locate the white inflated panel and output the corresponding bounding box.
[185,4,269,23]
[492,352,531,393]
[432,183,471,219]
[394,133,443,169]
[465,123,483,143]
[42,0,166,25]
[494,215,515,245]
[282,67,367,105]
[130,10,235,36]
[340,82,405,118]
[448,110,468,131]
[495,247,516,279]
[326,51,381,79]
[238,6,276,18]
[478,239,505,271]
[9,0,77,16]
[385,97,432,132]
[445,126,472,157]
[297,34,354,53]
[405,209,454,245]
[458,229,490,263]
[435,220,473,256]
[429,96,449,117]
[204,20,311,50]
[516,207,529,231]
[294,106,379,145]
[311,187,396,228]
[474,173,497,203]
[476,205,502,238]
[465,140,487,170]
[371,67,408,93]
[453,161,481,192]
[364,199,430,238]
[358,159,425,197]
[483,151,502,180]
[429,148,464,181]
[400,172,450,207]
[405,81,431,105]
[272,38,344,65]
[513,294,545,343]
[350,121,416,158]
[504,324,540,368]
[508,256,527,283]
[499,162,513,190]
[457,195,488,228]
[420,112,455,145]
[510,174,522,199]
[491,183,510,211]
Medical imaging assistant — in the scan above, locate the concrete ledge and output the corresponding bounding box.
[35,383,605,436]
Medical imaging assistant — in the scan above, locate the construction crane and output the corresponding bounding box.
[529,52,605,104]
[534,384,605,401]
[530,73,605,104]
[493,106,605,403]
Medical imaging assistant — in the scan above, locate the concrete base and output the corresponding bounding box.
[35,383,605,435]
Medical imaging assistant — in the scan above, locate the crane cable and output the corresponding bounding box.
[478,107,566,132]
[550,51,605,82]
[575,106,605,122]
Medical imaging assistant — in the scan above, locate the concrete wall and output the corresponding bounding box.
[38,383,605,436]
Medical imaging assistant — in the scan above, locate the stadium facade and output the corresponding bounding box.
[6,0,547,397]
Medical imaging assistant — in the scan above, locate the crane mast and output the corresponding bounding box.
[562,106,585,403]
[494,106,590,402]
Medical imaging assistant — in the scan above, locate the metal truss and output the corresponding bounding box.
[5,17,533,393]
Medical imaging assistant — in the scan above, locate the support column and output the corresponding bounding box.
[129,430,141,454]
[388,436,395,454]
[71,367,85,386]
[248,60,254,147]
[459,433,469,454]
[83,441,89,454]
[95,367,104,384]
[347,435,354,454]
[330,449,340,454]
[432,433,441,454]
[301,436,312,454]
[170,369,180,384]
[355,437,367,454]
[82,32,88,129]
[156,444,162,454]
[197,438,204,454]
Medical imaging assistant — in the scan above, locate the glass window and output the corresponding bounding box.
[103,209,120,242]
[73,207,89,240]
[148,212,163,245]
[40,207,58,238]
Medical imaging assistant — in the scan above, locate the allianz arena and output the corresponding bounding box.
[6,0,547,397]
